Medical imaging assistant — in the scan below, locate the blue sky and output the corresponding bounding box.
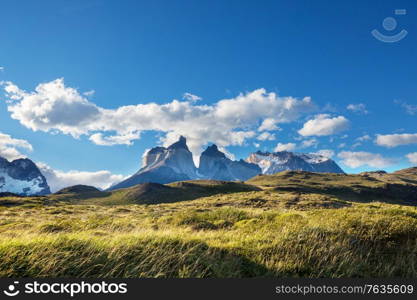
[1,0,417,190]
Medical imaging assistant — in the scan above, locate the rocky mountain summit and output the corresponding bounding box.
[0,156,50,196]
[110,137,261,190]
[246,151,345,174]
[199,144,261,181]
[109,136,198,190]
[109,137,345,190]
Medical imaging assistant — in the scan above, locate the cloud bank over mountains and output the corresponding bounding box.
[1,78,416,182]
[0,130,124,192]
[3,78,317,156]
[37,162,125,192]
[0,132,33,161]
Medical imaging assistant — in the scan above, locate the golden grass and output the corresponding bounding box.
[0,194,416,278]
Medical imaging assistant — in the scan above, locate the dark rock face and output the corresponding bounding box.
[0,156,51,196]
[246,151,345,174]
[198,145,261,181]
[109,136,197,190]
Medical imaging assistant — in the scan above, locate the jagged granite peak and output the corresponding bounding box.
[168,135,189,150]
[199,144,261,181]
[109,136,197,190]
[246,151,344,174]
[0,156,51,196]
[201,144,226,158]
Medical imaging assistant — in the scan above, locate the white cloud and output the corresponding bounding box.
[3,79,316,157]
[258,118,280,131]
[0,67,4,72]
[395,100,417,115]
[183,92,202,102]
[274,142,296,152]
[312,149,335,158]
[83,90,95,97]
[89,132,141,146]
[356,134,371,142]
[298,114,349,136]
[301,138,318,148]
[256,132,276,141]
[0,132,33,161]
[37,162,125,192]
[347,103,368,114]
[406,153,417,165]
[375,133,417,148]
[3,78,101,137]
[253,143,260,148]
[338,151,394,168]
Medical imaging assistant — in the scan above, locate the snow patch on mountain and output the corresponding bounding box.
[0,156,51,195]
[0,171,45,195]
[246,151,344,174]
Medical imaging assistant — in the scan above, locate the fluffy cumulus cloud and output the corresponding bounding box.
[375,133,417,148]
[347,103,368,114]
[337,151,394,168]
[0,132,33,161]
[89,132,141,146]
[298,114,349,137]
[257,132,276,141]
[258,118,281,131]
[406,153,417,165]
[300,138,318,148]
[3,79,101,137]
[3,79,316,156]
[274,142,296,152]
[182,92,202,102]
[37,163,125,192]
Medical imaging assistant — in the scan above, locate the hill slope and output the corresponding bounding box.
[246,170,417,204]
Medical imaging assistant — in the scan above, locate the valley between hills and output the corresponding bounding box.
[0,167,417,277]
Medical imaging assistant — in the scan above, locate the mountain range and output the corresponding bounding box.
[109,136,262,190]
[109,136,344,190]
[0,136,346,195]
[247,151,345,174]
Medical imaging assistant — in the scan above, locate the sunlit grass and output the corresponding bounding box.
[0,197,416,277]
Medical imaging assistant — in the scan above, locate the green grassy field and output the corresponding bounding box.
[0,169,417,278]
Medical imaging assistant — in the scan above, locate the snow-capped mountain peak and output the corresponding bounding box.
[0,156,51,196]
[246,151,344,174]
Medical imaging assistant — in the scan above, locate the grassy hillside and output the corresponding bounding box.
[66,180,261,205]
[0,169,416,278]
[247,169,417,205]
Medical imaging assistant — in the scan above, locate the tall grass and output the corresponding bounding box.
[0,200,416,277]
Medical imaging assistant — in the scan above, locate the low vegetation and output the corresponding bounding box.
[0,168,416,277]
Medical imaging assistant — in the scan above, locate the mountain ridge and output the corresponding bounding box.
[246,151,344,174]
[109,136,345,190]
